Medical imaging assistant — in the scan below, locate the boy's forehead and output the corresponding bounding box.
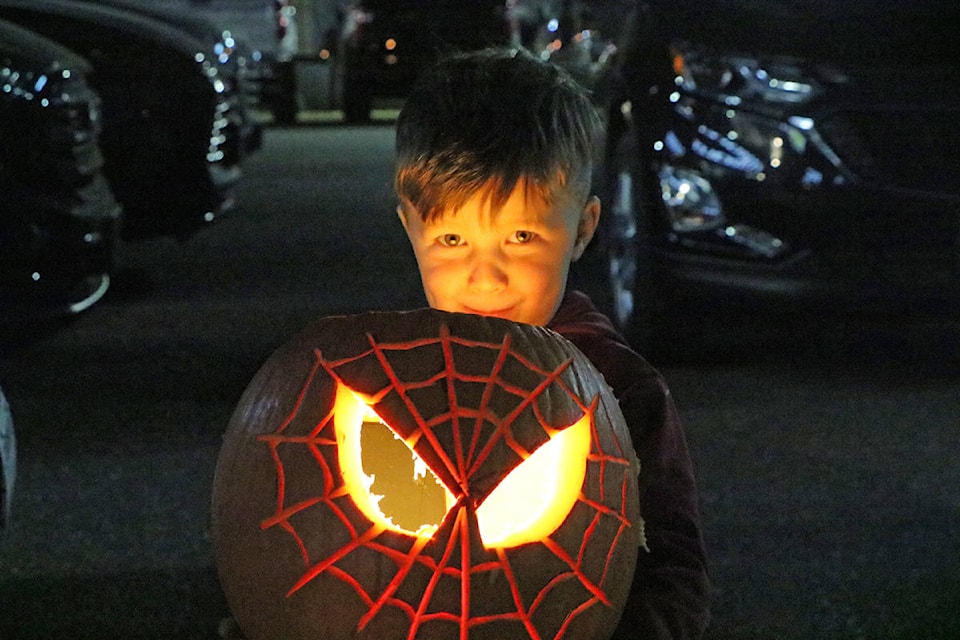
[434,180,580,225]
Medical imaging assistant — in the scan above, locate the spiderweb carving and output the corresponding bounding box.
[255,321,638,640]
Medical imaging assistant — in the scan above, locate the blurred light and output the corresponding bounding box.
[384,38,396,51]
[319,49,330,60]
[672,54,684,76]
[61,69,71,79]
[385,54,398,65]
[802,167,823,187]
[195,52,205,63]
[770,136,783,168]
[547,18,559,32]
[664,131,684,155]
[788,115,814,130]
[33,74,47,92]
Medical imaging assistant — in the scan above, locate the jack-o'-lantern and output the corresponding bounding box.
[212,309,642,640]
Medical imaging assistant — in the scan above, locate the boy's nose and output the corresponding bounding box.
[467,255,508,293]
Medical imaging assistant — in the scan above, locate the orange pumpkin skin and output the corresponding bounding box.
[212,309,641,640]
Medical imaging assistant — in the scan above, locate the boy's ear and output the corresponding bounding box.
[396,203,410,232]
[572,196,601,261]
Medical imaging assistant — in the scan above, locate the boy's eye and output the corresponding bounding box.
[512,230,536,244]
[438,233,462,247]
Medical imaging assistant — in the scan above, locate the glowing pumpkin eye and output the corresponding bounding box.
[335,382,590,548]
[476,412,590,548]
[335,384,454,538]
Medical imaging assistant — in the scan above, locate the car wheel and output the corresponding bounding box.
[270,61,299,125]
[331,47,374,124]
[342,70,373,123]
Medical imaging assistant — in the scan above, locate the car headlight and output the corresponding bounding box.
[658,165,724,232]
[671,44,820,105]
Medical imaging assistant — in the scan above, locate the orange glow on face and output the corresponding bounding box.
[334,382,590,548]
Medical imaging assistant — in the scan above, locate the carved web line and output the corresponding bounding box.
[255,329,635,639]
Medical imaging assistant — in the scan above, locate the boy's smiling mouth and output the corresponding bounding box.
[461,304,518,320]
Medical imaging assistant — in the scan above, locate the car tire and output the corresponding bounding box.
[270,61,299,125]
[342,69,373,123]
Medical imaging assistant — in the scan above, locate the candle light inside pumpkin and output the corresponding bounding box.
[335,383,591,547]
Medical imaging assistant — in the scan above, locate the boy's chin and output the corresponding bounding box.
[433,303,523,324]
[462,307,519,322]
[459,306,552,327]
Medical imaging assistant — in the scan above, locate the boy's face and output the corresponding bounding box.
[399,181,600,326]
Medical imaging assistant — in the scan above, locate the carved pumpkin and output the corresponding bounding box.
[212,309,641,640]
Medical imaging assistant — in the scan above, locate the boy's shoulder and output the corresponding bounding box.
[548,290,660,395]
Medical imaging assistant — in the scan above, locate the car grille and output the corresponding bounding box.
[1,60,120,306]
[1,67,119,221]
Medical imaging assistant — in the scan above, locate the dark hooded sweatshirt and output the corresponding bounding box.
[548,290,711,639]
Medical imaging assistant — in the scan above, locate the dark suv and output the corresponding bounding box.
[584,0,960,353]
[0,0,252,239]
[180,0,301,124]
[0,17,120,318]
[332,0,517,122]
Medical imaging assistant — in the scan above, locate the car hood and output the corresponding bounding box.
[0,17,90,70]
[645,0,958,66]
[0,0,209,57]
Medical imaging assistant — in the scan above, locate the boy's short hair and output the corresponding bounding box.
[395,47,602,222]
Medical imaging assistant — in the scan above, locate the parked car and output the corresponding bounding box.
[0,18,120,318]
[183,0,301,124]
[0,385,14,529]
[71,0,265,154]
[0,0,250,239]
[331,0,518,122]
[583,0,960,352]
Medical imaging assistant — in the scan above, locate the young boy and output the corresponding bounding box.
[395,48,711,638]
